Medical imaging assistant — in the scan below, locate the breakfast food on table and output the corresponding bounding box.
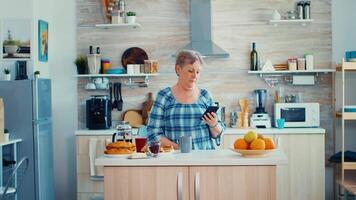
[141,144,174,153]
[105,141,135,154]
[128,152,148,159]
[234,131,275,150]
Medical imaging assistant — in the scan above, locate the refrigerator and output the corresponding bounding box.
[0,79,54,200]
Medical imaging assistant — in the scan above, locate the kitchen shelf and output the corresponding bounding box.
[336,174,356,196]
[336,62,356,71]
[76,73,159,88]
[335,59,356,197]
[269,19,314,26]
[79,23,142,29]
[248,69,335,76]
[75,73,158,78]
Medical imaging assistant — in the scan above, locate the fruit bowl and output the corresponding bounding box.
[230,148,277,158]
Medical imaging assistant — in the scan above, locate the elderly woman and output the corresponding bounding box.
[147,50,225,150]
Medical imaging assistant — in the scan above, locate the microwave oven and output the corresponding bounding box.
[274,103,320,127]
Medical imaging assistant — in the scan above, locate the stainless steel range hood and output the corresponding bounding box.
[179,0,229,58]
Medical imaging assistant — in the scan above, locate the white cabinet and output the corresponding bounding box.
[77,135,111,200]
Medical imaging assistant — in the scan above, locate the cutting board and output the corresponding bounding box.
[142,92,154,125]
[123,110,143,128]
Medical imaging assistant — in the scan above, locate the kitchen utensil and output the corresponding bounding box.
[113,83,119,110]
[124,110,143,128]
[142,92,154,124]
[117,82,123,111]
[109,82,113,110]
[121,47,148,69]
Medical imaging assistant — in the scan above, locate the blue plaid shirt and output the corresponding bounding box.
[147,87,225,150]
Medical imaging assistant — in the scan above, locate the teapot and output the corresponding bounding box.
[112,121,132,142]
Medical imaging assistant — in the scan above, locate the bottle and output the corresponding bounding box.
[305,53,314,70]
[297,1,304,19]
[119,0,125,17]
[96,47,100,54]
[89,46,93,54]
[250,42,258,71]
[303,1,311,19]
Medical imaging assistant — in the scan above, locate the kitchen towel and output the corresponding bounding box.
[89,138,105,177]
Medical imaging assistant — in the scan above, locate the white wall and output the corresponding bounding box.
[1,0,77,199]
[51,0,77,199]
[32,0,52,77]
[0,0,34,79]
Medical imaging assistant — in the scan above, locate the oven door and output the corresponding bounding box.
[279,107,307,127]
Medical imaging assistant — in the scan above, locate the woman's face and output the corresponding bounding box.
[176,60,201,89]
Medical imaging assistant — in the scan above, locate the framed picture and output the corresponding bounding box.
[1,19,32,60]
[38,20,48,62]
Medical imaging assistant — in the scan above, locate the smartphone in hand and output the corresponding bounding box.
[201,106,219,119]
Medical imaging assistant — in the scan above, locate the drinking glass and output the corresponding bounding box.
[148,141,161,157]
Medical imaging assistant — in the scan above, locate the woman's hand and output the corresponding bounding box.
[203,112,223,138]
[203,112,218,128]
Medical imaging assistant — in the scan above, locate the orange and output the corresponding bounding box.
[234,138,249,150]
[257,134,265,139]
[250,139,266,150]
[264,138,275,150]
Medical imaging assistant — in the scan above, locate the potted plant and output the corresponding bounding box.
[3,30,20,56]
[34,71,40,79]
[74,55,88,74]
[3,68,11,81]
[4,129,9,141]
[126,11,136,24]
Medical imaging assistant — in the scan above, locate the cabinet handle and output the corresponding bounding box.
[177,172,183,200]
[195,172,200,200]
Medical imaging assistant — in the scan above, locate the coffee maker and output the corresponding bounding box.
[86,95,112,129]
[250,89,271,128]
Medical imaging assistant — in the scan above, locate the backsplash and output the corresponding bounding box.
[76,0,333,159]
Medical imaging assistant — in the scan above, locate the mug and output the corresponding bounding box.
[179,136,192,153]
[276,118,285,129]
[93,77,103,84]
[85,83,96,90]
[102,77,109,84]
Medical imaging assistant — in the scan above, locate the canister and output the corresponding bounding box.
[305,53,314,70]
[288,57,297,71]
[297,58,306,70]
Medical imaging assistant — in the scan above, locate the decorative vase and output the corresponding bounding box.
[272,10,281,20]
[126,16,136,24]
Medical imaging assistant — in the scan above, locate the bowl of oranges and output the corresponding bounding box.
[231,131,277,158]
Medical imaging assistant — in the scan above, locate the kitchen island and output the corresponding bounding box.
[96,149,287,200]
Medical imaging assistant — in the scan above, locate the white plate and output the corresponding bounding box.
[104,153,131,158]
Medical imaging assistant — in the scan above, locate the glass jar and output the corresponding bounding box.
[288,57,297,71]
[116,121,132,142]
